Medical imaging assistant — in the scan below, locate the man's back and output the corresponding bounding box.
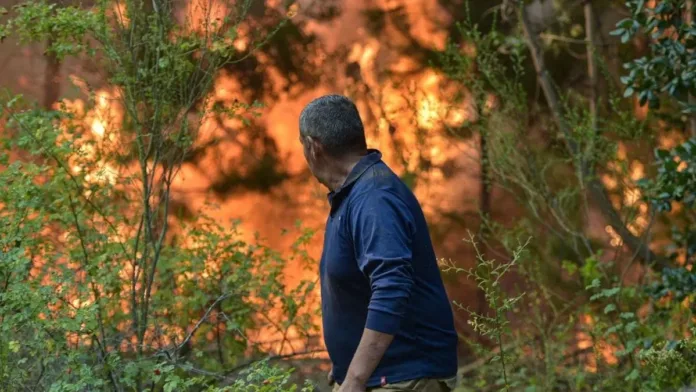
[320,149,458,387]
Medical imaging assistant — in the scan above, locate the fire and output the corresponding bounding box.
[600,142,652,239]
[418,92,441,130]
[89,91,115,139]
[5,0,491,365]
[91,119,105,138]
[111,1,130,28]
[605,225,623,247]
[169,0,480,354]
[348,39,380,87]
[184,0,228,33]
[575,313,619,372]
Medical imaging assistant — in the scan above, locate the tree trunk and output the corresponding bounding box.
[585,1,598,132]
[42,37,62,109]
[519,1,669,270]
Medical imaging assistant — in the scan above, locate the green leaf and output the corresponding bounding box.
[585,278,601,290]
[620,312,635,320]
[604,303,617,314]
[561,260,578,275]
[611,28,626,37]
[625,321,639,333]
[164,379,180,392]
[625,369,640,381]
[8,340,20,353]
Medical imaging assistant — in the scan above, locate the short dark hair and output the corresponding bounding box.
[299,95,367,157]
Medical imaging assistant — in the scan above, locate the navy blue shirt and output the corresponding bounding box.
[320,149,458,387]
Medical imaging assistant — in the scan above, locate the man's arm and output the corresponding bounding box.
[342,190,416,390]
[340,329,394,390]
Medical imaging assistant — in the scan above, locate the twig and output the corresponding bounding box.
[167,348,327,381]
[67,193,121,392]
[157,292,233,361]
[222,348,328,377]
[183,293,232,349]
[459,348,501,376]
[539,33,612,46]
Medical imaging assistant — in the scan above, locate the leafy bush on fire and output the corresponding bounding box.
[0,0,319,390]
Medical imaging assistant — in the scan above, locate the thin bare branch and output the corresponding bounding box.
[178,292,233,356]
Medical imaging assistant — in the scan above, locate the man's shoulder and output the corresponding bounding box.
[353,161,405,192]
[347,164,417,216]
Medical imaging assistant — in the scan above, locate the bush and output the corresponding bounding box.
[0,0,317,390]
[443,2,696,391]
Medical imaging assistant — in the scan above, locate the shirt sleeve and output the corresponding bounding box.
[350,190,415,335]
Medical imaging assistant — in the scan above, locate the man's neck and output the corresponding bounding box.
[326,154,364,191]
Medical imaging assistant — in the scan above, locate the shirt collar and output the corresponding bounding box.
[328,149,382,204]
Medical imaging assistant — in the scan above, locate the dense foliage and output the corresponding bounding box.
[0,0,317,390]
[1,0,696,391]
[439,1,696,391]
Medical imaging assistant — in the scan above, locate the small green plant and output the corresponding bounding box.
[226,360,315,392]
[443,232,528,392]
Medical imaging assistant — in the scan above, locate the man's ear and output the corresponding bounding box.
[307,136,324,161]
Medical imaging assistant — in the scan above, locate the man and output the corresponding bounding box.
[298,95,458,392]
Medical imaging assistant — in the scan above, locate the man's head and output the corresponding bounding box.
[299,95,367,189]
